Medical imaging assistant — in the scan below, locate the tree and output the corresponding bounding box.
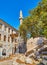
[29,0,47,38]
[19,0,47,39]
[19,17,32,41]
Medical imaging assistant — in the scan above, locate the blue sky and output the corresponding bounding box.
[0,0,41,30]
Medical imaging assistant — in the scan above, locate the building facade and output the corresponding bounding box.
[0,19,18,57]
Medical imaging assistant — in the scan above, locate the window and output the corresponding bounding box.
[0,44,2,47]
[15,39,17,42]
[2,49,6,55]
[5,26,7,31]
[4,35,6,41]
[0,24,2,29]
[8,28,10,33]
[12,30,13,33]
[8,37,10,42]
[0,34,1,40]
[12,38,14,43]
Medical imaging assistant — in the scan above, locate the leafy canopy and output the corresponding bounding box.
[19,0,47,40]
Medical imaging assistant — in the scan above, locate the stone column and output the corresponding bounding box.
[1,34,4,41]
[6,36,8,43]
[6,27,8,42]
[6,27,8,33]
[10,29,12,34]
[10,37,11,43]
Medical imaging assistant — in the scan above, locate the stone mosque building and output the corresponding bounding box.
[0,19,18,57]
[0,10,24,57]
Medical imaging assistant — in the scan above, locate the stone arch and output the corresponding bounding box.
[2,49,6,55]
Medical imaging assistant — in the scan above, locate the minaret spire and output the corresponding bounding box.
[19,10,23,25]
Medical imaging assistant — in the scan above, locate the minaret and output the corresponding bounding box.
[19,10,23,25]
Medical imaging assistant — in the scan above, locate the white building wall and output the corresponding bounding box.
[0,23,17,57]
[2,24,5,31]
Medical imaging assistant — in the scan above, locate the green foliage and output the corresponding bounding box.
[19,17,32,41]
[19,0,47,40]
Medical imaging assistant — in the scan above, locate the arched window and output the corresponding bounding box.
[8,37,10,42]
[12,38,14,43]
[0,24,2,29]
[2,49,6,55]
[0,34,1,40]
[8,28,10,33]
[4,35,6,41]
